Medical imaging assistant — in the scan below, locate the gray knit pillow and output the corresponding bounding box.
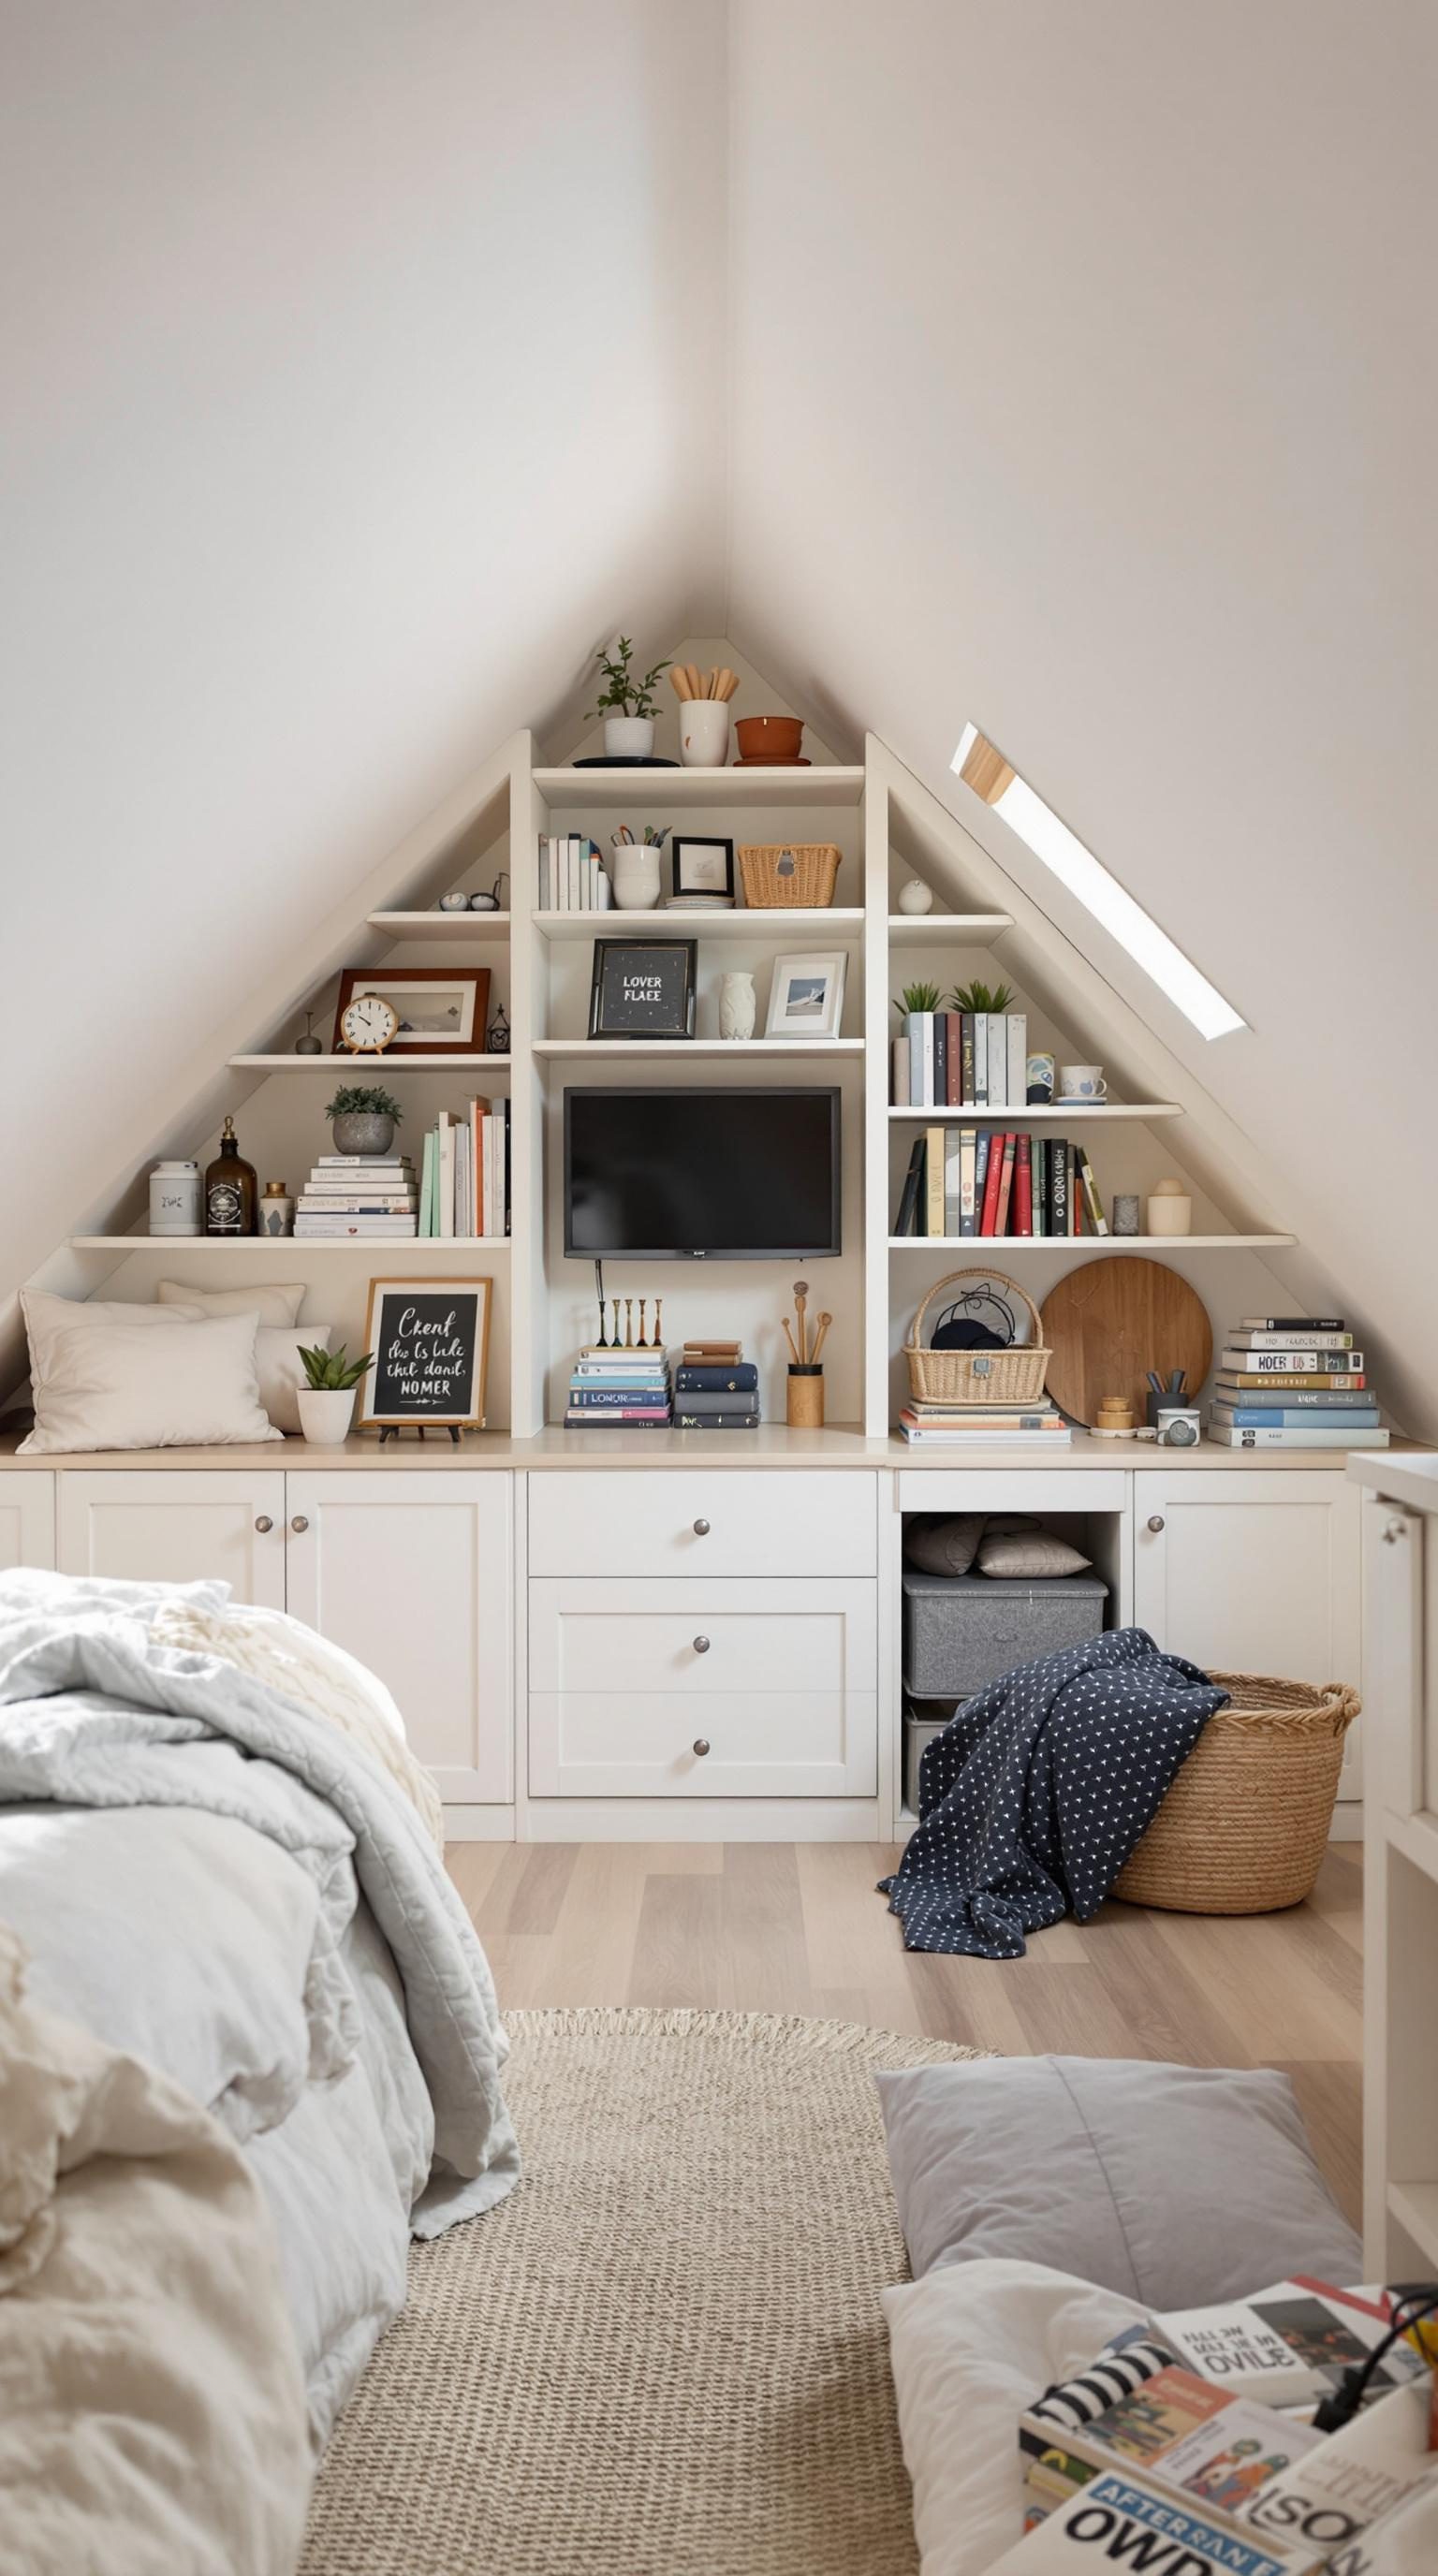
[903,1515,986,1578]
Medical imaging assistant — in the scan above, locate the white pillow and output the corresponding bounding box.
[18,1314,280,1456]
[157,1280,306,1326]
[882,2259,1146,2576]
[22,1288,204,1391]
[255,1325,333,1435]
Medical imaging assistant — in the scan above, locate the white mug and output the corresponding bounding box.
[1060,1063,1107,1100]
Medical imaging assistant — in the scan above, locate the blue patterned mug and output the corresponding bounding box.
[1026,1051,1056,1105]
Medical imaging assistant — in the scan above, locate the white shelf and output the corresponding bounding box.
[534,907,866,943]
[1386,2182,1438,2270]
[71,1236,513,1251]
[534,765,865,809]
[888,1102,1181,1121]
[533,1038,866,1060]
[888,1233,1297,1251]
[366,911,510,939]
[229,1055,512,1072]
[888,913,1014,936]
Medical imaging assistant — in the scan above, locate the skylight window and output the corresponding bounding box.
[950,724,1246,1040]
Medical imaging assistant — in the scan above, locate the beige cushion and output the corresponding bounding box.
[903,1515,986,1577]
[976,1526,1093,1577]
[18,1314,280,1456]
[256,1325,333,1434]
[157,1279,306,1326]
[22,1288,204,1392]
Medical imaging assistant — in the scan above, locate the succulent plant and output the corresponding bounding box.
[298,1342,374,1393]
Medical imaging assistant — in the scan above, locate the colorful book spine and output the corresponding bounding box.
[1212,1407,1382,1428]
[1219,1349,1364,1374]
[1218,1372,1366,1391]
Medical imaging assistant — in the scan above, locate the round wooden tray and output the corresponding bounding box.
[1039,1257,1211,1429]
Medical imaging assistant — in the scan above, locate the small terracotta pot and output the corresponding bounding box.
[735,715,802,760]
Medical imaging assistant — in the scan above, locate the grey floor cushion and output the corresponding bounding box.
[875,2055,1360,2306]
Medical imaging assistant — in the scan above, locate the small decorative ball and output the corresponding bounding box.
[438,890,470,912]
[897,878,934,915]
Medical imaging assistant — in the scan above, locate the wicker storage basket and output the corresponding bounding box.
[1113,1673,1360,1914]
[903,1269,1051,1406]
[738,842,842,908]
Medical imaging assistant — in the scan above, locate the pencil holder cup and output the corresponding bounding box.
[678,701,730,767]
[609,842,663,908]
[786,1365,824,1429]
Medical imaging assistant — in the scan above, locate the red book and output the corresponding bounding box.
[993,1133,1018,1234]
[944,1013,961,1106]
[978,1132,1006,1236]
[1013,1133,1033,1236]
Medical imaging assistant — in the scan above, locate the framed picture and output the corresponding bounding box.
[358,1279,492,1430]
[588,938,697,1040]
[333,966,492,1054]
[766,950,848,1041]
[669,836,735,904]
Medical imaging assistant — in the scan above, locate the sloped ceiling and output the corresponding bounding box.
[5,3,1433,1431]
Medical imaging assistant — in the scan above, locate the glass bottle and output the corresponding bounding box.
[204,1115,257,1235]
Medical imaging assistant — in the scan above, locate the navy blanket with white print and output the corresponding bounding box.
[881,1628,1228,1958]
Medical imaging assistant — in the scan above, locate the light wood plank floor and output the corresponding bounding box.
[450,1840,1364,2226]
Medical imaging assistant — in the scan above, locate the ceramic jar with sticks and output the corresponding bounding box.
[670,664,738,768]
[784,1278,830,1429]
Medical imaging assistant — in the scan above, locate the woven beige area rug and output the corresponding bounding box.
[300,2008,982,2576]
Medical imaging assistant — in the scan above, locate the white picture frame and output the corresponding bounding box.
[766,950,847,1041]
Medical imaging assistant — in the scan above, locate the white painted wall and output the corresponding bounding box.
[726,0,1437,1433]
[0,0,726,1339]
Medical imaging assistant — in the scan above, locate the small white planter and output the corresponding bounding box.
[610,842,663,909]
[297,1387,357,1446]
[604,715,655,758]
[678,702,729,768]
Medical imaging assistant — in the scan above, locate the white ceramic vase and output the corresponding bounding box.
[897,878,933,915]
[679,702,730,768]
[610,844,663,909]
[718,971,756,1041]
[604,716,654,758]
[297,1388,357,1446]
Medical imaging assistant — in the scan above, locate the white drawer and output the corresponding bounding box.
[528,1578,877,1795]
[528,1471,877,1578]
[896,1470,1128,1515]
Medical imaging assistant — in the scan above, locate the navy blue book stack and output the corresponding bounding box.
[672,1345,760,1432]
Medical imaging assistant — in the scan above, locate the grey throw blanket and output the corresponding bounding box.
[882,1627,1228,1958]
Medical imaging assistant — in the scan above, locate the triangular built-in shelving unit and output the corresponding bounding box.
[20,642,1301,1439]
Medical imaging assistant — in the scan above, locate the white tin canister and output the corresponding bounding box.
[149,1160,201,1235]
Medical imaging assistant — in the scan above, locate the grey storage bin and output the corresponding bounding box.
[902,1569,1109,1699]
[903,1705,954,1813]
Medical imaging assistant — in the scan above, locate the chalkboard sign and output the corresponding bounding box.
[588,938,697,1040]
[358,1278,492,1432]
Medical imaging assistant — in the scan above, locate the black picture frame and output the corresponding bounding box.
[588,938,697,1040]
[670,836,735,902]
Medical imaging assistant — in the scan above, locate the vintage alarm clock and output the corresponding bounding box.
[338,990,399,1055]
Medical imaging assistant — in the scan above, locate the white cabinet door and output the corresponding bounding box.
[0,1473,55,1571]
[1133,1471,1363,1800]
[57,1471,286,1604]
[284,1471,512,1804]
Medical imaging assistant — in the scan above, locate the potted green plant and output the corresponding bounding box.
[895,980,943,1017]
[947,978,1016,1014]
[589,637,670,758]
[295,1342,374,1446]
[327,1083,403,1158]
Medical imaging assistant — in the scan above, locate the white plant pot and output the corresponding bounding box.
[604,716,654,758]
[297,1387,357,1446]
[610,844,663,909]
[678,702,730,768]
[1145,1193,1193,1237]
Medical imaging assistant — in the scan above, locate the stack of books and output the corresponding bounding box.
[894,1128,1107,1238]
[295,1154,417,1237]
[1211,1316,1386,1448]
[537,834,610,911]
[673,1343,759,1432]
[898,1398,1071,1446]
[892,1007,1027,1108]
[416,1102,510,1238]
[564,1344,672,1427]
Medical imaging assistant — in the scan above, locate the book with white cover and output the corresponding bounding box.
[1151,2282,1427,2412]
[1219,1349,1365,1374]
[1242,2382,1438,2563]
[1005,1013,1027,1114]
[989,2471,1320,2574]
[1227,1331,1356,1352]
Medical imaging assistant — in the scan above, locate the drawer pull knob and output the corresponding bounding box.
[254,1515,273,1534]
[693,1634,711,1655]
[1147,1514,1165,1534]
[693,1517,711,1536]
[1383,1519,1409,1544]
[692,1738,712,1758]
[290,1515,310,1534]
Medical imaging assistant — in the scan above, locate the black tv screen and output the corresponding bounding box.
[564,1087,841,1259]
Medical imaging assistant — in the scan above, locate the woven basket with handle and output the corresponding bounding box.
[903,1269,1051,1406]
[738,843,842,908]
[1113,1673,1360,1914]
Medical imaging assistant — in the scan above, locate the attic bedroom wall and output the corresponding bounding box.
[725,0,1438,1436]
[0,0,726,1325]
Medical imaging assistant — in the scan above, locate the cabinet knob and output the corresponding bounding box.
[693,1517,711,1536]
[693,1634,711,1655]
[692,1738,712,1758]
[290,1515,310,1534]
[1382,1519,1409,1544]
[254,1515,273,1534]
[1147,1514,1166,1534]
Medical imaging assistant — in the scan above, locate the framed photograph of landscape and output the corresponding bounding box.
[766,950,847,1041]
[588,938,697,1041]
[332,965,491,1054]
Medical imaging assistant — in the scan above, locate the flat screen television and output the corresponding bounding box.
[564,1087,841,1259]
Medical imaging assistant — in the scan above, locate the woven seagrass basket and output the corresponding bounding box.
[1113,1673,1360,1914]
[903,1268,1051,1406]
[738,842,842,908]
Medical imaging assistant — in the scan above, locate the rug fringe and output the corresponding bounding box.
[502,2006,986,2065]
